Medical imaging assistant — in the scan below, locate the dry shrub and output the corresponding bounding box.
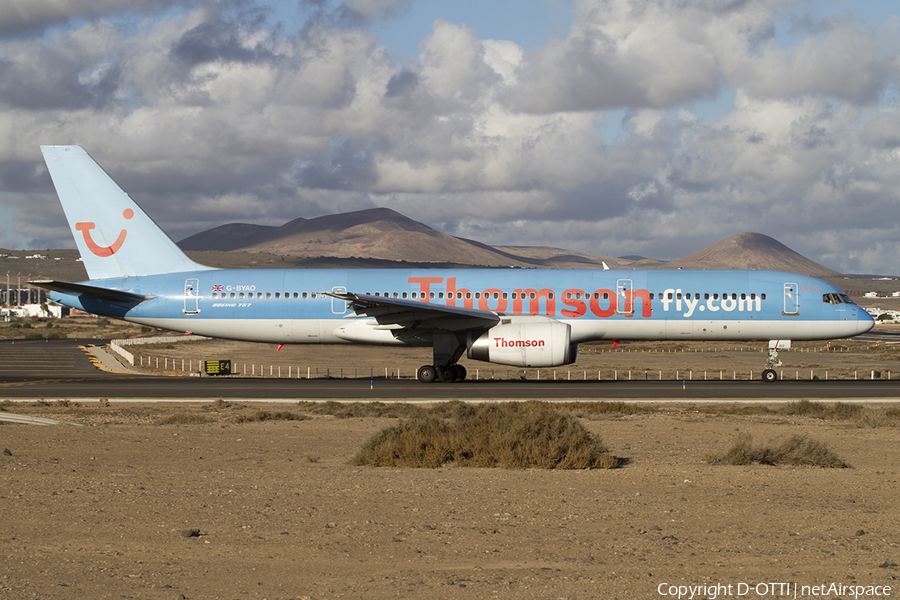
[355,417,454,468]
[705,433,850,468]
[856,407,900,428]
[353,402,621,469]
[204,399,229,411]
[299,400,428,419]
[229,411,309,424]
[699,400,900,428]
[158,413,209,425]
[698,404,777,416]
[782,400,862,420]
[556,401,655,417]
[783,401,900,428]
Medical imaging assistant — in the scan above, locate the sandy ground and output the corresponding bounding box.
[2,401,900,600]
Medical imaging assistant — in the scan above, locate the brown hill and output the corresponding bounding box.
[670,232,841,276]
[239,208,491,264]
[176,213,843,276]
[0,225,848,285]
[179,222,282,251]
[493,246,626,269]
[180,208,617,269]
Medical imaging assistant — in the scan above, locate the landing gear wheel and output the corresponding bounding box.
[453,364,467,382]
[762,369,778,383]
[417,365,437,383]
[437,365,456,382]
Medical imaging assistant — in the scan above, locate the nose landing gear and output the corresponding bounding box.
[763,340,789,382]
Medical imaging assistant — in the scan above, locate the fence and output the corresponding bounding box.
[122,355,893,382]
[110,336,212,366]
[110,338,894,381]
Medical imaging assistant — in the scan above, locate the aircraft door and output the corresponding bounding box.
[783,282,799,316]
[183,278,200,314]
[331,286,348,315]
[616,279,634,315]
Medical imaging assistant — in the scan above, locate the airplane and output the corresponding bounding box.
[33,145,875,383]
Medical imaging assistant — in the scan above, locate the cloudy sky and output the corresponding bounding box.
[1,0,898,275]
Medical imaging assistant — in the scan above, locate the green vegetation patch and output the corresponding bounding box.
[353,402,621,469]
[704,433,851,468]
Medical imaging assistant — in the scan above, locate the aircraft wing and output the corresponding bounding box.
[30,280,155,305]
[324,291,501,332]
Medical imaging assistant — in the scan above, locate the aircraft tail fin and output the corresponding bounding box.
[40,145,212,280]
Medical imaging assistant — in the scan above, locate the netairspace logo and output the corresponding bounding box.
[657,582,893,599]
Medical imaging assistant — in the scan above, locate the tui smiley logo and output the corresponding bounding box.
[75,209,134,257]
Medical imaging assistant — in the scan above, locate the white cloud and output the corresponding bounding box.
[733,20,900,104]
[502,0,764,112]
[0,0,188,34]
[337,0,412,25]
[0,0,898,274]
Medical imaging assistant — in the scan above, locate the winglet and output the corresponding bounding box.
[40,145,213,280]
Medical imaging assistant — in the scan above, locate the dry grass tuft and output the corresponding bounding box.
[781,399,862,420]
[556,400,656,418]
[704,433,851,468]
[158,413,210,425]
[856,407,900,428]
[228,410,309,424]
[205,399,230,411]
[353,402,621,469]
[298,400,427,419]
[698,400,900,428]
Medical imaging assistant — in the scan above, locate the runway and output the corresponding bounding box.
[0,338,897,401]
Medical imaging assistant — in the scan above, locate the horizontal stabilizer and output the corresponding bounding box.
[30,280,154,305]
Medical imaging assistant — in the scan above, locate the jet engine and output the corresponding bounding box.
[467,317,577,367]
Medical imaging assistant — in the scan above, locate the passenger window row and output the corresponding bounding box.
[561,291,768,301]
[211,292,319,299]
[650,292,767,301]
[211,290,776,302]
[369,291,549,300]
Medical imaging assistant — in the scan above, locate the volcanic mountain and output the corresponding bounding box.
[179,208,616,269]
[177,209,843,276]
[669,232,841,277]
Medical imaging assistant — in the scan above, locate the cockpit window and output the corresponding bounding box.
[823,293,856,305]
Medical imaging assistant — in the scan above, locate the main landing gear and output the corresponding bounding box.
[416,364,467,383]
[417,332,468,383]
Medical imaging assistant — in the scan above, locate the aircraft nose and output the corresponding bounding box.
[857,309,876,335]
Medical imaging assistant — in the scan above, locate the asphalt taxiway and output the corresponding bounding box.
[0,338,897,402]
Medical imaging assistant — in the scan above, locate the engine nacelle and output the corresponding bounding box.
[467,318,577,367]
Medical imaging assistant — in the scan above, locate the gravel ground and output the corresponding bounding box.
[2,401,900,600]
